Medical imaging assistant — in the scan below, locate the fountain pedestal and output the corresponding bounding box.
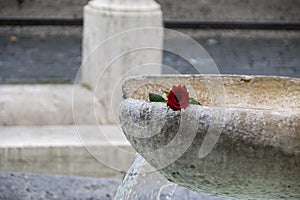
[115,154,224,200]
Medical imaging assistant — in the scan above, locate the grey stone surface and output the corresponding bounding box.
[0,172,121,200]
[0,85,105,125]
[156,0,300,21]
[164,30,300,78]
[172,187,224,200]
[0,0,88,18]
[1,0,299,21]
[120,75,300,200]
[1,30,299,84]
[0,125,133,178]
[0,34,81,84]
[0,172,223,200]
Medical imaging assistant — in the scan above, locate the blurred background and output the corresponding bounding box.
[1,0,299,84]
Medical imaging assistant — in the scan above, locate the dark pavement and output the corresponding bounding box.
[1,31,299,84]
[0,172,224,200]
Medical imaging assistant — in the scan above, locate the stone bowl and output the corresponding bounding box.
[119,75,300,200]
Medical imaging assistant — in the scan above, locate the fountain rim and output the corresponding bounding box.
[121,74,300,112]
[122,74,299,85]
[120,74,300,156]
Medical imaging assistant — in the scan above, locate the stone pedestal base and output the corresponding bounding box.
[82,0,163,124]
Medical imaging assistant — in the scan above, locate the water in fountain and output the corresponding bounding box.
[114,154,177,200]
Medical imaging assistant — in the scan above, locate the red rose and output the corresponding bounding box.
[167,85,190,111]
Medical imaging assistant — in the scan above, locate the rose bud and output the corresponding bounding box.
[167,85,190,111]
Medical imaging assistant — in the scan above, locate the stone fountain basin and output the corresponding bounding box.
[120,75,300,200]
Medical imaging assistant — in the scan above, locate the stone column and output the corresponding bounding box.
[82,0,163,124]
